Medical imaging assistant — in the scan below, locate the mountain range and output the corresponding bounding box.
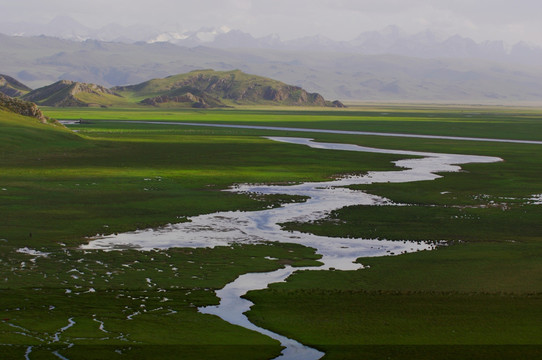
[149,26,542,67]
[2,31,542,104]
[2,17,542,66]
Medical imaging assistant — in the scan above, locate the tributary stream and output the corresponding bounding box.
[83,136,502,359]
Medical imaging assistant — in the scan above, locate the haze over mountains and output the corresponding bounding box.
[0,74,32,97]
[2,18,542,104]
[149,26,542,67]
[3,17,542,66]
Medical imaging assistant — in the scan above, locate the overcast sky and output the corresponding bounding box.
[2,0,542,44]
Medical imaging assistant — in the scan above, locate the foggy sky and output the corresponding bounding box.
[2,0,541,44]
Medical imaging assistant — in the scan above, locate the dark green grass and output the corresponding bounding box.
[246,290,542,359]
[248,289,542,343]
[245,242,542,359]
[282,204,542,243]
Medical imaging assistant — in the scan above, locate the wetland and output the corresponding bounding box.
[2,106,542,359]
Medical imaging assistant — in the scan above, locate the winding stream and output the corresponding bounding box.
[82,136,502,359]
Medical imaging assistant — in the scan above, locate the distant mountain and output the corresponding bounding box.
[0,16,160,43]
[0,74,32,97]
[347,27,519,62]
[148,25,542,66]
[0,92,48,123]
[22,80,122,107]
[3,17,542,66]
[2,33,542,104]
[115,69,344,108]
[148,26,235,47]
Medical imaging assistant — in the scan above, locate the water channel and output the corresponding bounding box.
[82,135,502,359]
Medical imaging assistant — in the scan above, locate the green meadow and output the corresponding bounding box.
[1,105,542,359]
[44,105,542,141]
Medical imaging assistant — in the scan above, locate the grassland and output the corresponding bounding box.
[2,105,542,359]
[44,104,542,141]
[1,112,407,249]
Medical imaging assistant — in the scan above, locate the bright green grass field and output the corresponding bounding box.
[45,104,542,141]
[2,105,542,359]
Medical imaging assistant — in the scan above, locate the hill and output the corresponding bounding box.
[0,74,32,97]
[22,80,124,107]
[0,93,79,155]
[114,69,345,108]
[0,92,48,123]
[20,70,344,108]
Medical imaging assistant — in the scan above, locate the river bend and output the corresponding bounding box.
[82,136,502,359]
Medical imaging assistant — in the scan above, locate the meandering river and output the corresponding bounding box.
[82,135,502,359]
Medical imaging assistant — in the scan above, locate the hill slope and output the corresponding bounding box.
[0,94,79,154]
[114,69,345,108]
[22,80,124,107]
[0,92,48,123]
[19,70,344,108]
[0,74,32,97]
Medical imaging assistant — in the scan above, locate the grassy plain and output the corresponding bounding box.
[2,105,542,359]
[44,104,542,141]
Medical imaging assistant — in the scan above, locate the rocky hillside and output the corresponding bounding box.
[139,87,229,108]
[22,80,122,107]
[0,92,48,123]
[17,70,344,108]
[0,74,32,97]
[115,70,345,108]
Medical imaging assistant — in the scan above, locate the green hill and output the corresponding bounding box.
[0,92,48,123]
[0,94,79,153]
[0,74,32,97]
[22,80,125,107]
[15,70,345,108]
[114,69,345,108]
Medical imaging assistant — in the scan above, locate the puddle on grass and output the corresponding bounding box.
[529,194,542,205]
[16,247,50,257]
[82,137,502,360]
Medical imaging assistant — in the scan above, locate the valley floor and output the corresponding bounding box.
[1,105,542,359]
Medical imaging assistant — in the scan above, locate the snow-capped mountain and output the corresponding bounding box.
[1,16,542,66]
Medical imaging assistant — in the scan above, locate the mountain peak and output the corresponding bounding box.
[23,80,120,107]
[0,74,32,97]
